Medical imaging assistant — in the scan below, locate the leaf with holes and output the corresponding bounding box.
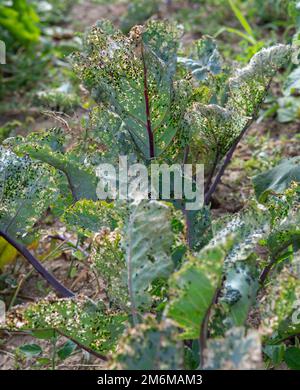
[124,200,175,316]
[110,316,183,369]
[6,296,127,354]
[73,20,191,159]
[5,128,98,201]
[0,147,58,241]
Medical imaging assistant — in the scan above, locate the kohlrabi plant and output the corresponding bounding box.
[2,19,300,370]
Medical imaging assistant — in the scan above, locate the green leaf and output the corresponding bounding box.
[19,343,42,357]
[284,66,300,96]
[188,44,291,177]
[284,347,300,370]
[212,203,270,264]
[36,357,51,366]
[5,128,98,201]
[276,309,300,343]
[88,105,136,164]
[227,44,292,117]
[253,157,300,201]
[184,340,200,370]
[6,297,127,354]
[125,200,175,314]
[260,265,300,343]
[288,1,300,31]
[92,201,178,314]
[57,340,77,360]
[264,344,285,365]
[30,329,56,340]
[220,26,256,45]
[178,36,222,81]
[91,228,127,308]
[167,241,228,339]
[73,20,190,159]
[0,146,58,241]
[0,1,40,45]
[222,258,259,326]
[209,205,272,326]
[188,104,248,172]
[110,316,183,370]
[62,200,122,235]
[228,0,255,40]
[266,213,300,258]
[277,96,300,123]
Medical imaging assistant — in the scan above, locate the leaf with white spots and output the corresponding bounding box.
[0,147,57,241]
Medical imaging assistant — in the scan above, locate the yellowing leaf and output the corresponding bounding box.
[0,237,17,269]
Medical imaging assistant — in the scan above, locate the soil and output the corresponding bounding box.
[71,1,127,31]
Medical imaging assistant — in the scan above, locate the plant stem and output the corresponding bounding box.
[259,257,276,284]
[204,151,219,194]
[0,230,74,298]
[183,145,190,165]
[8,273,28,311]
[51,334,57,370]
[259,242,292,284]
[141,44,155,159]
[198,287,220,368]
[204,120,251,205]
[183,210,192,248]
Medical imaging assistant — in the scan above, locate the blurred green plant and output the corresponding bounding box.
[120,0,160,33]
[0,0,40,46]
[215,0,265,62]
